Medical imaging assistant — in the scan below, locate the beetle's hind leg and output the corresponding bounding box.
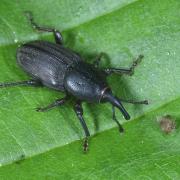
[36,96,67,112]
[0,80,41,88]
[74,100,90,152]
[24,11,63,44]
[104,55,144,76]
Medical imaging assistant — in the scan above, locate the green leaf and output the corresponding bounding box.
[0,0,179,178]
[0,98,180,179]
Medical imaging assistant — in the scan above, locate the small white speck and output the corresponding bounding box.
[166,51,176,56]
[151,73,155,77]
[172,51,176,55]
[14,39,18,43]
[65,141,69,145]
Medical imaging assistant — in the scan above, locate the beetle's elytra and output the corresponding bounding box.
[0,12,148,151]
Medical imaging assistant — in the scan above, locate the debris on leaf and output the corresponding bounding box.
[158,115,176,134]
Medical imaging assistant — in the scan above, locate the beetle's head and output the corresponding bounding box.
[100,88,130,120]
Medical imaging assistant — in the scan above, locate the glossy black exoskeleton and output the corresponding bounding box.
[0,12,148,151]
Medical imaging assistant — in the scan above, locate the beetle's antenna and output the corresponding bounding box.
[104,91,130,120]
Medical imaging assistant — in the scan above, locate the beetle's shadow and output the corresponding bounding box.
[63,31,77,50]
[110,76,146,116]
[62,101,84,139]
[55,32,147,133]
[87,104,100,133]
[84,53,147,133]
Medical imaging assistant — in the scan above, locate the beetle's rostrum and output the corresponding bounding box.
[0,12,148,152]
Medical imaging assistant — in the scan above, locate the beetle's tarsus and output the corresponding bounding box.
[104,54,144,76]
[129,54,144,76]
[112,106,125,132]
[24,11,37,29]
[36,107,45,112]
[120,98,149,105]
[83,138,89,152]
[36,97,67,112]
[74,101,91,152]
[143,100,149,105]
[0,80,40,88]
[24,11,63,44]
[118,125,124,134]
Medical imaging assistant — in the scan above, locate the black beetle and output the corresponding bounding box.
[0,12,148,151]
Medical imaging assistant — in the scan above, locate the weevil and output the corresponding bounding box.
[0,12,148,151]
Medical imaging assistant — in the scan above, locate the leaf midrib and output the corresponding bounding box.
[1,96,179,168]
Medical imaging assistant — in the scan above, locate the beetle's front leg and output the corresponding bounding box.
[112,106,124,133]
[25,11,63,44]
[74,100,90,152]
[104,55,144,76]
[36,96,67,112]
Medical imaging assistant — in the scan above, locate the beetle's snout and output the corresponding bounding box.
[103,91,130,120]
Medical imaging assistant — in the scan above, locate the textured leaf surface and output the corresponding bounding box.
[0,0,179,178]
[0,98,179,179]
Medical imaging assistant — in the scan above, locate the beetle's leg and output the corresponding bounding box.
[93,52,105,68]
[0,80,41,88]
[112,106,124,133]
[120,98,148,105]
[104,55,143,76]
[25,11,63,44]
[36,96,67,112]
[74,100,90,152]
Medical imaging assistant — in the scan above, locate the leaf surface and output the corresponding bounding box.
[0,0,179,178]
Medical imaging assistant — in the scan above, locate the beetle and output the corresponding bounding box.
[0,12,148,151]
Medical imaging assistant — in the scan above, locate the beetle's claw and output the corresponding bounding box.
[119,126,124,134]
[143,100,149,105]
[36,107,43,112]
[83,138,89,152]
[138,54,144,60]
[24,11,33,21]
[133,55,143,66]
